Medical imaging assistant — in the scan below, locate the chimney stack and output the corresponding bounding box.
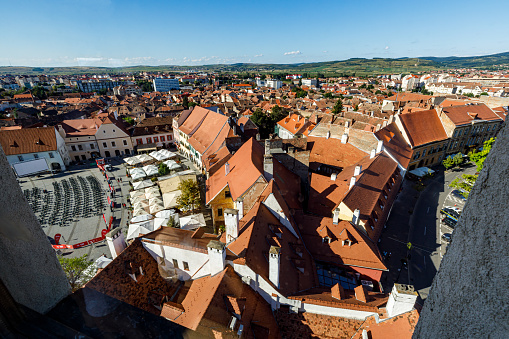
[224,208,239,243]
[341,133,348,144]
[349,176,356,189]
[370,149,376,159]
[207,240,226,276]
[354,165,362,176]
[264,154,273,181]
[386,283,418,318]
[269,246,281,288]
[106,228,127,259]
[331,173,337,181]
[256,133,260,141]
[225,162,230,176]
[264,139,271,155]
[376,139,384,153]
[331,283,346,300]
[352,209,361,226]
[333,209,339,225]
[326,130,331,139]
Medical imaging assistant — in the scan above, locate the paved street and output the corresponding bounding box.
[379,163,477,304]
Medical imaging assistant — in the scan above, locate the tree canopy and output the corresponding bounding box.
[442,152,464,169]
[469,137,496,171]
[331,99,343,115]
[58,254,94,292]
[250,105,288,139]
[176,179,201,212]
[158,163,170,176]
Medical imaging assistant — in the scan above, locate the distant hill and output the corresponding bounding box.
[0,51,508,76]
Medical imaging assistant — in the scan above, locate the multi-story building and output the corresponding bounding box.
[438,103,505,156]
[302,78,318,88]
[153,78,180,92]
[255,78,283,89]
[113,84,143,96]
[401,74,420,91]
[77,79,123,92]
[0,127,70,174]
[131,116,175,151]
[57,113,133,161]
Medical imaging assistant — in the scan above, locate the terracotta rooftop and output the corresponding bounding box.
[0,127,58,156]
[177,106,210,135]
[398,109,448,147]
[375,123,412,169]
[295,213,387,271]
[307,136,367,172]
[188,111,230,155]
[59,118,102,136]
[141,226,220,254]
[352,309,419,339]
[441,103,503,126]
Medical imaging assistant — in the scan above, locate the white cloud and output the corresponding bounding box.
[322,51,328,53]
[385,46,390,50]
[284,50,301,56]
[254,54,263,57]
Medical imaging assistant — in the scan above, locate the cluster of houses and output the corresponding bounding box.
[0,71,507,337]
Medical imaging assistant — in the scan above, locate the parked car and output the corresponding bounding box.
[444,206,462,214]
[442,217,457,229]
[442,233,452,243]
[440,207,460,220]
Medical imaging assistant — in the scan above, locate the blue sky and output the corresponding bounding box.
[1,0,508,67]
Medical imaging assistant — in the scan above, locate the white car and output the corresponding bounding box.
[444,206,462,213]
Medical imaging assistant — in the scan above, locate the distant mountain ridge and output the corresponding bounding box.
[1,51,508,76]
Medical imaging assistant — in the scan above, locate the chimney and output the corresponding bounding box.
[370,149,376,159]
[224,208,239,243]
[269,246,281,288]
[207,240,226,276]
[376,139,384,153]
[349,176,356,189]
[233,124,238,135]
[352,209,361,226]
[331,283,346,300]
[235,198,244,220]
[264,154,273,181]
[288,145,295,154]
[225,162,230,176]
[341,133,348,144]
[331,173,337,181]
[354,165,362,176]
[106,228,127,259]
[264,139,271,155]
[256,133,260,141]
[326,130,331,139]
[333,209,339,225]
[345,121,349,128]
[386,283,418,318]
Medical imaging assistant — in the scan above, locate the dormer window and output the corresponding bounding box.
[323,236,331,244]
[342,239,352,247]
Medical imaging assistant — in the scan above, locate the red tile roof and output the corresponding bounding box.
[352,309,419,339]
[188,111,230,155]
[307,136,367,172]
[0,127,57,155]
[398,109,448,147]
[178,106,210,135]
[441,103,503,126]
[375,123,412,169]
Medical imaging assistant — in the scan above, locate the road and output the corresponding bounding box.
[379,164,477,303]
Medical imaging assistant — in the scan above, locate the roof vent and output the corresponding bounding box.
[331,173,337,181]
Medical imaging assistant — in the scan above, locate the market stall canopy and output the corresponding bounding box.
[409,167,435,178]
[124,156,142,166]
[162,191,182,209]
[135,154,153,163]
[133,206,150,217]
[149,150,171,161]
[149,202,165,214]
[130,214,154,224]
[130,190,145,199]
[130,168,147,181]
[132,179,155,190]
[163,159,181,170]
[142,164,158,177]
[127,220,155,240]
[179,213,206,230]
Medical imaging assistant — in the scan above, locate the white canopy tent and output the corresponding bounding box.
[127,219,155,240]
[155,209,180,228]
[409,167,435,178]
[162,191,182,209]
[159,149,177,159]
[179,213,206,230]
[135,154,153,163]
[130,190,145,199]
[132,180,155,190]
[149,150,171,161]
[124,156,142,166]
[133,206,150,217]
[130,214,154,224]
[163,159,181,170]
[149,202,165,214]
[133,200,149,210]
[130,168,147,181]
[142,165,159,177]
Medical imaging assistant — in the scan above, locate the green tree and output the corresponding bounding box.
[176,179,201,212]
[58,254,94,292]
[443,152,464,169]
[453,152,464,167]
[469,137,496,171]
[158,163,170,176]
[250,108,272,139]
[449,174,478,199]
[442,156,455,169]
[167,215,177,228]
[182,96,189,109]
[332,99,343,115]
[323,92,334,99]
[122,116,135,125]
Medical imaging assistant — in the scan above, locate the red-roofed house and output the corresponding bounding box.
[276,114,315,139]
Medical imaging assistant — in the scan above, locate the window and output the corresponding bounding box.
[183,262,189,271]
[111,141,116,147]
[154,137,159,143]
[123,140,127,146]
[71,145,76,151]
[136,139,143,145]
[18,155,23,161]
[413,152,420,160]
[103,142,107,148]
[168,134,173,140]
[218,208,223,217]
[78,144,83,151]
[49,152,54,158]
[172,259,179,269]
[160,136,165,142]
[146,137,152,144]
[90,144,95,149]
[422,149,427,157]
[34,154,39,159]
[486,125,491,132]
[112,129,115,132]
[225,191,231,198]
